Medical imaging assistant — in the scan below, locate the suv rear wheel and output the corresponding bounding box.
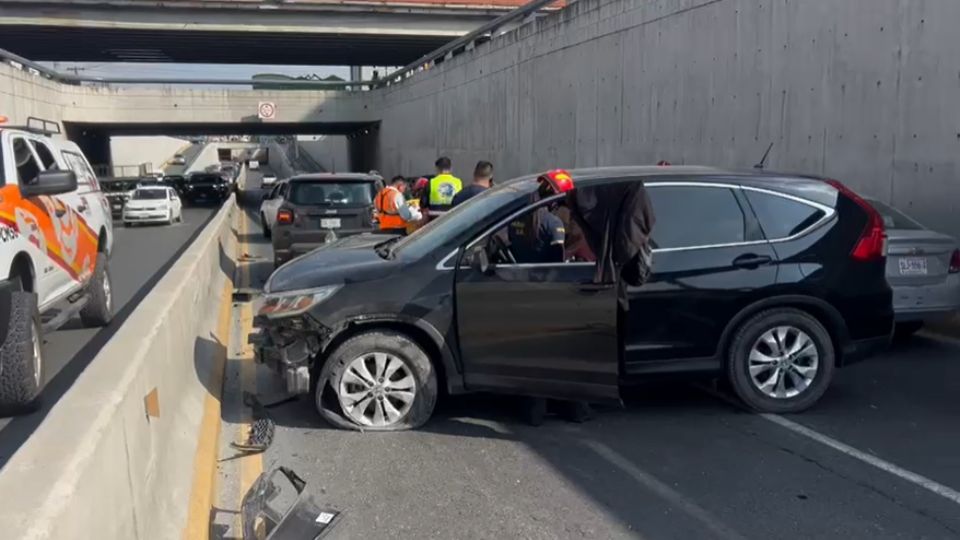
[0,290,43,412]
[315,330,437,431]
[727,308,835,413]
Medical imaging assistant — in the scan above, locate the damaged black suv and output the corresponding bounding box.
[251,166,893,431]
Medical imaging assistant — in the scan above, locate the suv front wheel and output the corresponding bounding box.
[727,308,835,413]
[0,290,43,412]
[315,330,437,431]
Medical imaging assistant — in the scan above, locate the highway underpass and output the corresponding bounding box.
[2,0,960,538]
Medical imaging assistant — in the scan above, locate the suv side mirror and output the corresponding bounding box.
[20,169,77,198]
[470,243,493,275]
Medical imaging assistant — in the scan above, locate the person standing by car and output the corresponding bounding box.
[421,156,462,221]
[452,161,493,207]
[406,177,430,235]
[375,176,422,235]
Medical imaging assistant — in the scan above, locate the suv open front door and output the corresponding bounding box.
[452,201,621,404]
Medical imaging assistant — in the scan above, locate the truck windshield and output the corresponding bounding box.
[288,181,374,206]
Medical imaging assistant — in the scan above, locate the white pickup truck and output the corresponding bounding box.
[0,118,114,411]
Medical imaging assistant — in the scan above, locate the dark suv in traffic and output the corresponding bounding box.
[267,173,383,267]
[252,166,893,431]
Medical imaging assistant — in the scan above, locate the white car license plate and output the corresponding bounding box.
[320,218,341,229]
[898,257,927,275]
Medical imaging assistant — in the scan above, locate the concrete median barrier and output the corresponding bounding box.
[0,196,239,539]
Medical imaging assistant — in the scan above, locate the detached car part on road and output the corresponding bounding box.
[0,118,114,411]
[251,166,894,431]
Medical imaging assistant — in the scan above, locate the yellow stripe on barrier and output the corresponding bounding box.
[182,279,232,540]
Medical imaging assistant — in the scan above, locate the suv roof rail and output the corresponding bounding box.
[3,117,62,135]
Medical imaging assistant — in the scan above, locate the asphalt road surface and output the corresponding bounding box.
[0,205,219,467]
[219,197,960,539]
[162,142,204,176]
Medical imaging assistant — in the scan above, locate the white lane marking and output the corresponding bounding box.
[697,385,960,506]
[584,440,748,540]
[758,412,960,505]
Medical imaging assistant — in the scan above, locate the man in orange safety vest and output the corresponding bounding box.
[374,176,422,235]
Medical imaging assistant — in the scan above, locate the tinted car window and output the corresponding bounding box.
[31,141,59,170]
[866,199,924,230]
[647,186,746,249]
[288,181,374,206]
[745,190,826,239]
[132,189,167,200]
[13,138,41,185]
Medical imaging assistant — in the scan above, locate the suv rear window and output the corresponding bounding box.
[646,186,746,249]
[288,181,375,206]
[132,189,166,200]
[745,190,826,239]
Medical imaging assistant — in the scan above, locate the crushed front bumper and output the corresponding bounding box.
[249,314,330,395]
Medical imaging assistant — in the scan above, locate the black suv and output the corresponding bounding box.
[182,172,230,205]
[267,173,383,267]
[252,166,893,431]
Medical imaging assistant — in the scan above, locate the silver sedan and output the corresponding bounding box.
[867,199,960,336]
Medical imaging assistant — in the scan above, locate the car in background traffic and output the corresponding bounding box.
[122,186,183,226]
[182,172,230,206]
[261,173,278,189]
[171,154,186,166]
[162,175,187,197]
[252,166,894,431]
[101,178,138,217]
[259,179,287,239]
[266,173,382,267]
[865,198,960,337]
[249,160,260,171]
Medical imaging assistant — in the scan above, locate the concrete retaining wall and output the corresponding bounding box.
[0,197,238,539]
[297,135,348,172]
[374,0,960,238]
[110,136,190,173]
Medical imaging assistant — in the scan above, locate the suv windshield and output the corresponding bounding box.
[867,199,924,230]
[392,179,535,258]
[189,174,223,184]
[288,181,375,206]
[132,189,166,200]
[102,180,137,192]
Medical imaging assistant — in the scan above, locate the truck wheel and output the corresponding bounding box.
[726,308,835,413]
[0,291,43,412]
[80,253,113,327]
[316,330,437,431]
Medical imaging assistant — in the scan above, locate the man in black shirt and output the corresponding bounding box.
[452,160,494,207]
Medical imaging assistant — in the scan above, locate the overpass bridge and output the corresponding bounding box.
[2,0,960,537]
[0,0,555,65]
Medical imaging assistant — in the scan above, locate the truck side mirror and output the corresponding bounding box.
[20,169,77,198]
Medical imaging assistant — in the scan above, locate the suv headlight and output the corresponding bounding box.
[257,285,341,319]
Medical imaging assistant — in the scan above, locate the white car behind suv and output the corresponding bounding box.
[0,118,114,411]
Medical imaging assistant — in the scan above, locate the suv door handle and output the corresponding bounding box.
[732,254,773,269]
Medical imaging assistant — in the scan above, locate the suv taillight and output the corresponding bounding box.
[277,209,293,225]
[825,179,887,262]
[950,249,960,274]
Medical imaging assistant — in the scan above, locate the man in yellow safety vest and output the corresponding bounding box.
[420,156,462,222]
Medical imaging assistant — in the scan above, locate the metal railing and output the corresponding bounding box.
[0,0,559,90]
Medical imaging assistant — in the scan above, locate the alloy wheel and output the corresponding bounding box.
[338,352,417,427]
[748,326,820,399]
[103,271,113,312]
